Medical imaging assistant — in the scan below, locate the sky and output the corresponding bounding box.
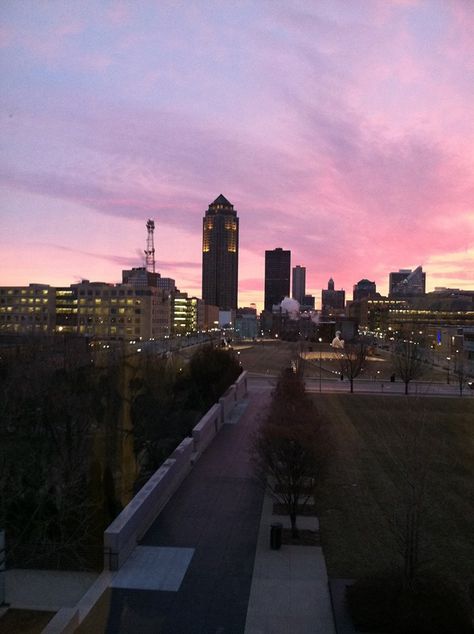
[1,1,473,311]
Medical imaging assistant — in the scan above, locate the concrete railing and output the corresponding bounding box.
[103,371,248,571]
[235,371,248,399]
[192,403,222,460]
[219,384,237,423]
[104,437,194,570]
[42,608,79,634]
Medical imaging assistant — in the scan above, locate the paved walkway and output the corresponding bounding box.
[77,385,270,633]
[3,569,98,612]
[245,496,335,634]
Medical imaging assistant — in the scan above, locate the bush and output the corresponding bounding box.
[347,571,473,634]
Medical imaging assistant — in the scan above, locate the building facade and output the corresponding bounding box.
[389,266,426,297]
[353,279,377,301]
[292,265,306,305]
[0,279,171,340]
[322,278,345,314]
[264,248,291,311]
[172,293,203,335]
[202,194,239,310]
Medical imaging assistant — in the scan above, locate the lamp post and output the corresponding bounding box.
[319,337,323,393]
[446,356,451,384]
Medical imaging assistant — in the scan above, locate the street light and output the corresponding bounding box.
[446,356,451,384]
[319,337,323,393]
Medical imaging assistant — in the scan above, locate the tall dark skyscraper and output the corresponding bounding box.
[264,248,291,311]
[292,265,306,305]
[202,194,239,310]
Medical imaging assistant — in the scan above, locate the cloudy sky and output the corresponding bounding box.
[1,0,473,310]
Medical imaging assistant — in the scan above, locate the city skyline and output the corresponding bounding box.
[1,2,473,310]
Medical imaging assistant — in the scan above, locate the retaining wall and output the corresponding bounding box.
[218,384,237,423]
[192,403,222,460]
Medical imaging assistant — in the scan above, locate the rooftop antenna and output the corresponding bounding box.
[145,219,155,273]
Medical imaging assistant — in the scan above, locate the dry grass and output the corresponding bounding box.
[313,394,474,589]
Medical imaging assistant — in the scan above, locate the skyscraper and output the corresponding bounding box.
[202,194,239,310]
[353,279,377,301]
[292,265,306,305]
[322,277,345,313]
[264,248,291,311]
[389,266,426,297]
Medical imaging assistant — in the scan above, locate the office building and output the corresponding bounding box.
[292,265,306,305]
[0,279,171,340]
[264,248,291,311]
[202,194,239,310]
[301,295,315,310]
[353,279,377,301]
[389,266,426,297]
[322,278,345,314]
[172,293,202,335]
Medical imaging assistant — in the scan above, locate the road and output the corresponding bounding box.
[248,374,473,397]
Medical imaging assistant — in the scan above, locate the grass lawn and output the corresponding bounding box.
[313,394,474,591]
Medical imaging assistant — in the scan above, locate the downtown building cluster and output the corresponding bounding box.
[1,195,474,363]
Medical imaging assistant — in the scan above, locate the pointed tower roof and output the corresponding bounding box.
[211,194,233,207]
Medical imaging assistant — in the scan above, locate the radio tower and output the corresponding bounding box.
[144,219,156,273]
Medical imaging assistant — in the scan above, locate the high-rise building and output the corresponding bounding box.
[322,278,345,313]
[389,266,426,297]
[202,194,239,310]
[353,279,377,301]
[292,265,306,305]
[264,248,291,311]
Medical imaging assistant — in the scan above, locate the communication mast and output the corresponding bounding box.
[144,219,156,273]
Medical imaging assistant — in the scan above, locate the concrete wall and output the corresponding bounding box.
[41,608,79,634]
[192,403,222,460]
[235,371,248,400]
[218,384,236,423]
[103,371,248,571]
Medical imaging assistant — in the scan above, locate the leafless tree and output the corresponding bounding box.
[252,369,325,537]
[339,339,368,393]
[392,339,424,395]
[453,351,469,397]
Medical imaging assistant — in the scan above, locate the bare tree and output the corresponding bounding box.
[252,369,325,537]
[453,351,469,397]
[392,339,424,395]
[339,339,368,393]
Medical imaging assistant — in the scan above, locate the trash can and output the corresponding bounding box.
[270,523,283,550]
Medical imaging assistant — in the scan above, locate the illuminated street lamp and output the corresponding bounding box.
[446,356,451,384]
[319,337,323,393]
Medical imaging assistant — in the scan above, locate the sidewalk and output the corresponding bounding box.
[4,569,98,613]
[245,495,336,634]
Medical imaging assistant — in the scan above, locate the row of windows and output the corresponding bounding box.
[0,297,49,305]
[0,288,49,296]
[0,306,49,313]
[0,315,49,322]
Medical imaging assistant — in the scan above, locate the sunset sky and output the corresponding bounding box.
[1,1,473,310]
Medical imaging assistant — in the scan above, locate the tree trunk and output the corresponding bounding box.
[405,381,409,395]
[350,378,354,393]
[290,512,299,538]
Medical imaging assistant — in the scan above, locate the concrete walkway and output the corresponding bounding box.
[245,495,336,634]
[3,569,98,612]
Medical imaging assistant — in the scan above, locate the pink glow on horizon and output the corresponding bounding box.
[0,2,473,312]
